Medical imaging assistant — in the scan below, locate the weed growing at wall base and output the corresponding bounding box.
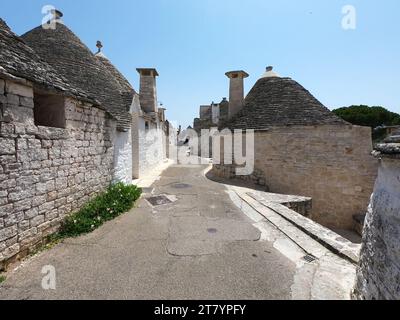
[58,183,142,238]
[0,275,6,284]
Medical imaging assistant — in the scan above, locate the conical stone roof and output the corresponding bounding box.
[95,52,135,95]
[0,19,92,102]
[223,74,347,130]
[95,52,136,111]
[22,22,133,131]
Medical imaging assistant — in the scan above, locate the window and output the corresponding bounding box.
[145,121,149,131]
[33,91,66,128]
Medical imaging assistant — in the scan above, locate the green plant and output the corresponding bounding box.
[0,275,6,284]
[332,105,400,142]
[58,183,142,238]
[332,105,400,128]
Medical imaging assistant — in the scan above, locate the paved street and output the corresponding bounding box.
[0,164,296,300]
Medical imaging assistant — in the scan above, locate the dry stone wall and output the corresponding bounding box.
[212,125,378,229]
[0,79,115,269]
[213,164,267,188]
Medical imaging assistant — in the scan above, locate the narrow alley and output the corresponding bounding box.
[0,164,295,299]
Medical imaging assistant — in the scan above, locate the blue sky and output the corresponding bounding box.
[1,0,399,128]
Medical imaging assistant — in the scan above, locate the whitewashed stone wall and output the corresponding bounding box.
[167,123,177,160]
[113,131,132,185]
[354,151,400,299]
[0,79,115,269]
[138,117,166,177]
[131,94,141,179]
[113,99,134,185]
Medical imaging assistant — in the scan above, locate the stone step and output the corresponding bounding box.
[247,190,312,217]
[231,187,360,264]
[226,186,356,300]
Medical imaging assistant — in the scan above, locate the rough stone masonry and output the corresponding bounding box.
[0,79,115,269]
[212,125,378,230]
[354,135,400,299]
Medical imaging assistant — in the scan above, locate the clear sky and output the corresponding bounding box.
[1,0,399,128]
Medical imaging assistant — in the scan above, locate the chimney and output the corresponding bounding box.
[96,41,103,54]
[219,97,229,122]
[225,70,249,119]
[136,68,159,113]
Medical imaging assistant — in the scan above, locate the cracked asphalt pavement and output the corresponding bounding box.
[0,164,295,300]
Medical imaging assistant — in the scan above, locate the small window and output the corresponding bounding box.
[33,91,65,128]
[145,121,149,131]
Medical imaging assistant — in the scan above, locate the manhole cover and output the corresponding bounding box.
[303,254,317,263]
[172,183,192,189]
[207,228,218,234]
[146,195,172,206]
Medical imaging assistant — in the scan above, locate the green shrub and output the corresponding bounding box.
[59,183,142,238]
[0,275,5,284]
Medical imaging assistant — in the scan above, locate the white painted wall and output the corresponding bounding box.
[138,116,166,177]
[113,95,136,184]
[131,94,141,179]
[113,130,133,184]
[131,92,170,179]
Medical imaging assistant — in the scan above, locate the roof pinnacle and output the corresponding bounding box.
[96,41,103,54]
